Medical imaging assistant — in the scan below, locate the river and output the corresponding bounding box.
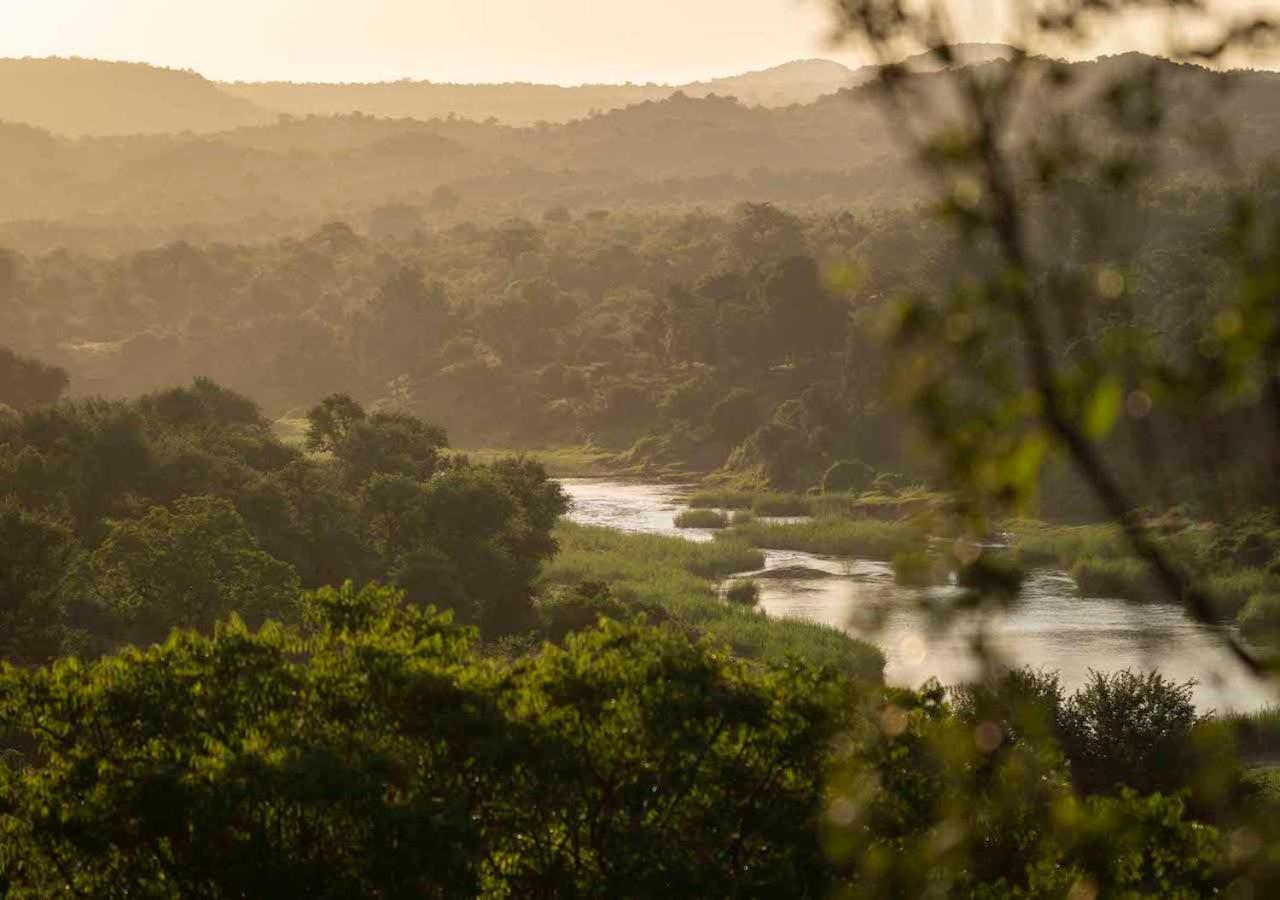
[561,478,1277,712]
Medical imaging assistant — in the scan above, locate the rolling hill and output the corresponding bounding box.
[0,58,273,136]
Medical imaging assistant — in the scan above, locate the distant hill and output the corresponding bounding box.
[0,58,273,136]
[0,51,1274,254]
[0,46,1018,137]
[219,46,1021,126]
[217,59,864,129]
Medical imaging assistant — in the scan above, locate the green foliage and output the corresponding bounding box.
[731,516,919,560]
[0,346,69,411]
[822,459,876,494]
[890,549,950,587]
[674,508,730,529]
[540,523,883,678]
[724,579,761,607]
[90,496,300,645]
[1060,669,1206,797]
[0,585,849,898]
[825,679,1237,898]
[1240,593,1280,643]
[1070,556,1162,601]
[0,380,567,646]
[0,500,76,663]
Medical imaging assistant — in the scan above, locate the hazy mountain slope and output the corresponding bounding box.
[220,47,1021,125]
[0,58,273,136]
[218,59,863,127]
[0,53,1275,254]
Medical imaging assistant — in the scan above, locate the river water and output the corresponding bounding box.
[561,478,1277,712]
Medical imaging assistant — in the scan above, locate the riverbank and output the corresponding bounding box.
[538,522,886,680]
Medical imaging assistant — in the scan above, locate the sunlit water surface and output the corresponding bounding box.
[561,478,1277,712]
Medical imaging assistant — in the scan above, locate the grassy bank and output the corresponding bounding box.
[674,509,730,529]
[686,488,942,521]
[1011,518,1280,621]
[456,445,620,477]
[538,522,885,679]
[728,517,922,560]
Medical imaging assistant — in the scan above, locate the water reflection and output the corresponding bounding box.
[561,479,1277,711]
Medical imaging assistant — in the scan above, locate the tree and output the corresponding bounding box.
[89,495,300,644]
[304,394,366,454]
[730,201,807,264]
[0,346,69,411]
[0,500,75,664]
[0,587,847,898]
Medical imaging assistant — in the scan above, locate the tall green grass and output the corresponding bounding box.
[1009,520,1128,568]
[686,490,813,516]
[1216,706,1280,761]
[1070,556,1162,601]
[729,517,920,560]
[674,509,730,529]
[540,522,884,679]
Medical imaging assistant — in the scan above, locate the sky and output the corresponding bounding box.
[1,0,1274,85]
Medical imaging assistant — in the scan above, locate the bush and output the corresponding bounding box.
[725,579,761,607]
[731,509,757,526]
[952,667,1065,749]
[750,493,812,517]
[822,459,876,494]
[1070,556,1161,601]
[890,550,949,587]
[1239,593,1280,643]
[537,579,668,642]
[1059,669,1205,796]
[674,509,730,529]
[687,490,754,510]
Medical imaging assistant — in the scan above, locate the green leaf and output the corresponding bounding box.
[1083,377,1123,440]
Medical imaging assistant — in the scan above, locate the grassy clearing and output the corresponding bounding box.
[674,509,730,529]
[729,517,921,560]
[539,522,884,679]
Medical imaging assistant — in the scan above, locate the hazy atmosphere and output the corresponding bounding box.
[3,0,1280,896]
[5,0,1271,83]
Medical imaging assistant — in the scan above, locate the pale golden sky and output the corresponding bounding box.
[2,0,1274,84]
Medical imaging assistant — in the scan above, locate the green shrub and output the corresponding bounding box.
[537,579,669,642]
[725,580,761,607]
[1239,593,1280,642]
[674,509,730,529]
[1070,556,1161,600]
[951,667,1064,747]
[750,493,813,517]
[731,509,757,526]
[1060,669,1206,796]
[687,490,754,510]
[1207,570,1280,617]
[821,459,876,494]
[890,550,949,587]
[956,549,1025,600]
